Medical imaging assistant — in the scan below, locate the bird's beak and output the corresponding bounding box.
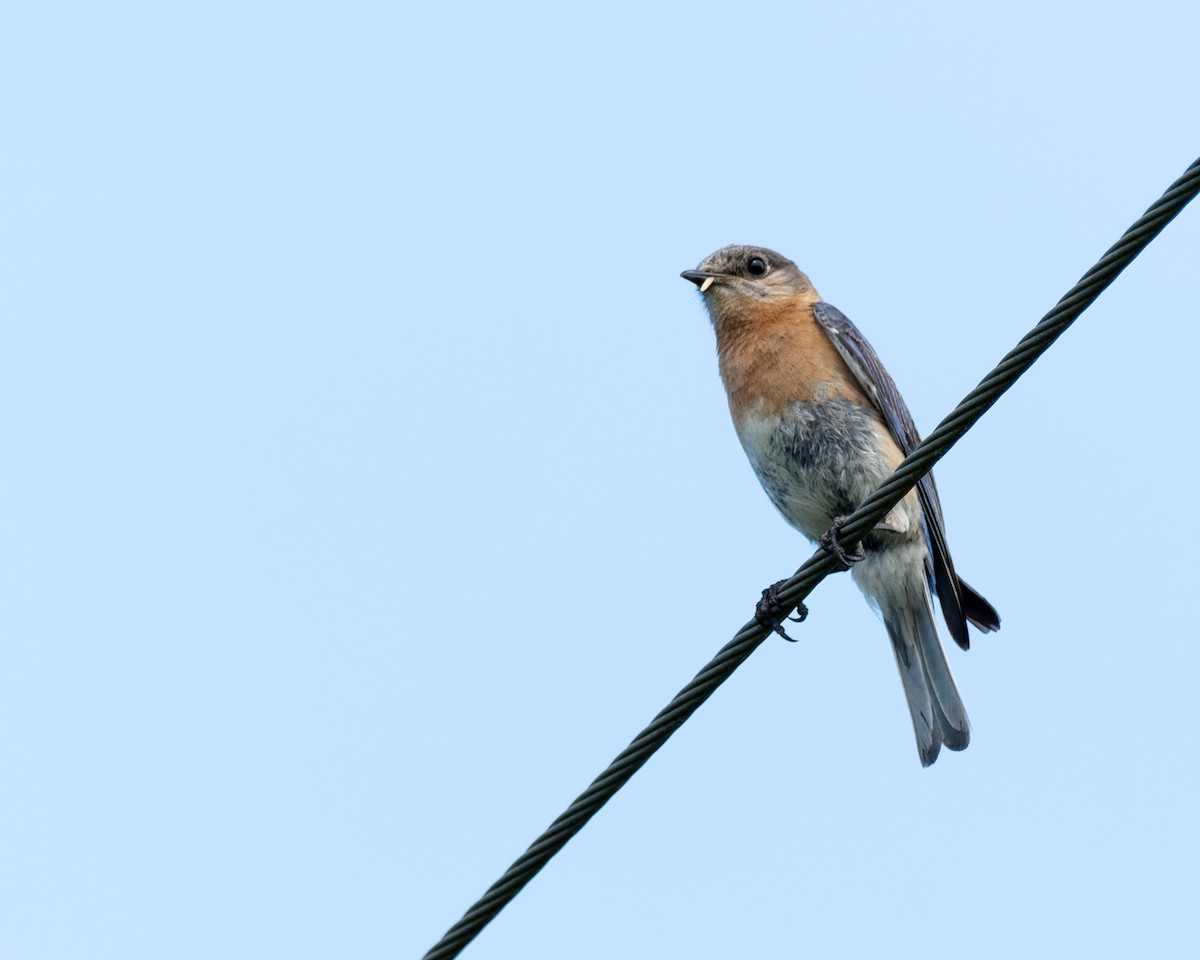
[681,270,717,293]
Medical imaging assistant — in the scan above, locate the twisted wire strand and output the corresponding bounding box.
[422,157,1200,960]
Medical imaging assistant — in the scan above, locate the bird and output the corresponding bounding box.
[682,244,999,766]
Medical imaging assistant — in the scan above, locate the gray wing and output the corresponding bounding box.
[812,301,998,648]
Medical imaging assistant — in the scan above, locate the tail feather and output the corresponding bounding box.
[882,607,942,766]
[873,559,971,766]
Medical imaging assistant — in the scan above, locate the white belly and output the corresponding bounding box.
[736,397,913,542]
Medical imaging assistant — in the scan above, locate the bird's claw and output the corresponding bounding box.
[820,515,866,569]
[756,580,808,642]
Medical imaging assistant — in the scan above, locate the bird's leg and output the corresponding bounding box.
[756,580,808,642]
[820,515,866,569]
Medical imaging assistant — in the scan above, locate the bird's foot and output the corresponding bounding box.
[756,580,808,642]
[820,515,866,569]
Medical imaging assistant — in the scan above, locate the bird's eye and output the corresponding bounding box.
[747,257,768,277]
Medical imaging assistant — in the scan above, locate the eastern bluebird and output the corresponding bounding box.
[682,245,1000,766]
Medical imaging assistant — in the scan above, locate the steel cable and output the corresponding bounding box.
[422,156,1200,960]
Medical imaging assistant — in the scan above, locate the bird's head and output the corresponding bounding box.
[681,245,817,334]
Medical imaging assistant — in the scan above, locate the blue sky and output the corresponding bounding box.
[4,2,1199,958]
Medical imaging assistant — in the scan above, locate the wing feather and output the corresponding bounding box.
[812,301,998,647]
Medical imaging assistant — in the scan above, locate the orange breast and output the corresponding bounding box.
[715,297,872,428]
